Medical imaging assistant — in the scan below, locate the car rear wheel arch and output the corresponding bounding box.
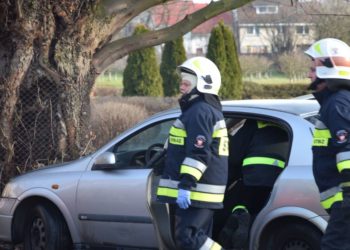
[259,216,322,250]
[12,196,72,247]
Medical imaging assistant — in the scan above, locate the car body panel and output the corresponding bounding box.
[76,168,156,248]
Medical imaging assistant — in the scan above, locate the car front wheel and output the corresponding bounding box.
[24,203,72,250]
[263,223,322,250]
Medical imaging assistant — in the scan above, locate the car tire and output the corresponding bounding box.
[24,203,72,250]
[264,223,322,250]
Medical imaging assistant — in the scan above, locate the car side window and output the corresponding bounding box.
[114,119,175,169]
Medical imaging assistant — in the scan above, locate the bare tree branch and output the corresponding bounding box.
[100,0,170,16]
[95,0,172,51]
[93,0,254,73]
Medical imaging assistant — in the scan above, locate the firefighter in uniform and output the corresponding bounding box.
[215,119,288,249]
[157,56,229,250]
[305,38,350,250]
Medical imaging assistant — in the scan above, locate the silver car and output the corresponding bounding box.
[0,98,327,250]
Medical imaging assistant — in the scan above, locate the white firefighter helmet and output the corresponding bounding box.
[178,57,221,95]
[304,38,350,80]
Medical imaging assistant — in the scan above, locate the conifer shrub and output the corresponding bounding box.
[207,22,242,100]
[207,24,226,86]
[220,22,242,100]
[160,37,186,96]
[122,24,163,96]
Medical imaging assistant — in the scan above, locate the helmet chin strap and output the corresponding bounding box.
[308,78,324,90]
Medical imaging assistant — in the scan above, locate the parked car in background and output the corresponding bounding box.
[0,98,325,250]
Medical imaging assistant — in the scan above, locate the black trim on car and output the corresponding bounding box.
[78,214,152,224]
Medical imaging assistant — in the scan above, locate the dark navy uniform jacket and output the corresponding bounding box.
[228,119,288,187]
[157,93,228,209]
[312,88,350,210]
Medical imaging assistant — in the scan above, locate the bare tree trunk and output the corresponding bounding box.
[0,37,34,185]
[0,1,98,186]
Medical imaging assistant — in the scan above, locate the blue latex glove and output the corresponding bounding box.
[176,189,191,209]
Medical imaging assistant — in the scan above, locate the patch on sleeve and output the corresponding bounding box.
[336,130,348,144]
[194,135,206,148]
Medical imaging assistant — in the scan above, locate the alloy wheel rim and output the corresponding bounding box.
[30,217,46,250]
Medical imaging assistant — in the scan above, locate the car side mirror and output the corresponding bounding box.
[92,152,117,171]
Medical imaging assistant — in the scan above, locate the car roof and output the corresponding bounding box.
[222,99,320,116]
[148,98,320,122]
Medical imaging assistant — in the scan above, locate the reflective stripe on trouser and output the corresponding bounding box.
[242,156,285,169]
[312,120,331,147]
[157,179,225,203]
[180,157,207,180]
[320,186,343,209]
[337,151,350,173]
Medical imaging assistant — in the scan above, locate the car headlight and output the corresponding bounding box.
[1,181,17,198]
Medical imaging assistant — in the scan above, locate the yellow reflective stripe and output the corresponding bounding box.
[212,128,228,138]
[321,192,343,210]
[312,138,329,146]
[169,126,187,137]
[339,70,350,76]
[314,129,331,138]
[193,58,203,72]
[337,160,350,172]
[191,192,224,203]
[257,121,276,129]
[157,187,177,197]
[232,205,247,213]
[218,137,229,156]
[243,156,285,168]
[180,165,203,180]
[341,181,350,188]
[314,42,322,56]
[169,136,184,145]
[157,187,224,203]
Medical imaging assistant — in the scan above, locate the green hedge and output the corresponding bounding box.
[242,82,311,99]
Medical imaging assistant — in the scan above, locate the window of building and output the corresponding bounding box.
[296,25,309,35]
[256,5,278,14]
[196,48,203,55]
[246,45,268,54]
[247,26,260,36]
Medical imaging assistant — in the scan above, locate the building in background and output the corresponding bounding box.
[152,1,233,56]
[235,0,318,54]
